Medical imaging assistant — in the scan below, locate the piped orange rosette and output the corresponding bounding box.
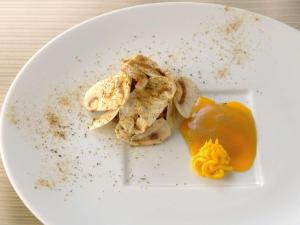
[191,139,232,179]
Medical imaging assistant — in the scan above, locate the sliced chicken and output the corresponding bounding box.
[89,109,119,130]
[83,73,131,111]
[173,77,201,118]
[118,76,176,135]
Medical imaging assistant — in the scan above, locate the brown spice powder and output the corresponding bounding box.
[45,111,66,139]
[34,178,54,189]
[58,96,71,107]
[217,67,229,78]
[45,111,60,127]
[6,106,19,125]
[225,16,243,35]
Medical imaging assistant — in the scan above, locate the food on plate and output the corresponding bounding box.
[181,96,257,179]
[83,55,199,146]
[83,54,257,180]
[173,77,201,118]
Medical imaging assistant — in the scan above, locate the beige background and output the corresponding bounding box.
[0,0,299,224]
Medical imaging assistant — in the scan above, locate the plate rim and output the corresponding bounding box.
[0,2,299,225]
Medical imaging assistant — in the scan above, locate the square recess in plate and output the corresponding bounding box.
[122,89,263,188]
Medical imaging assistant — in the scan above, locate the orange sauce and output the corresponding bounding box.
[180,96,257,172]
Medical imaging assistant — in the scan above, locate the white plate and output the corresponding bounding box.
[1,2,300,225]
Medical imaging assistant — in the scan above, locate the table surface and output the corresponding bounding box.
[0,0,299,224]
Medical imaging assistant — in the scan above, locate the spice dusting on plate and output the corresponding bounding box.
[6,106,19,125]
[34,178,55,190]
[216,67,228,78]
[45,110,66,139]
[58,96,71,107]
[197,10,264,79]
[7,83,107,193]
[45,111,60,127]
[224,16,244,35]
